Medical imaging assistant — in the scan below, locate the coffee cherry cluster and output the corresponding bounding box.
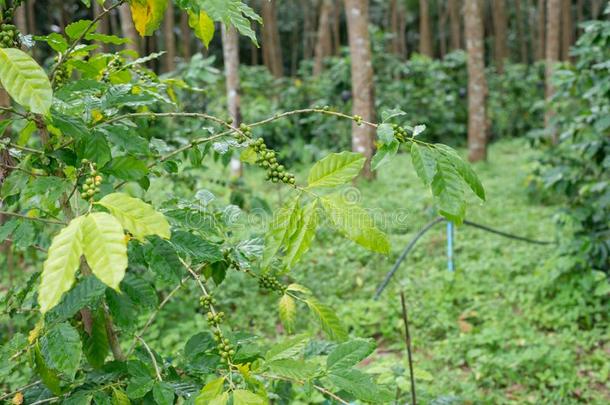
[236,123,251,144]
[53,63,70,89]
[251,138,296,185]
[207,311,225,327]
[200,294,216,308]
[133,66,157,84]
[79,160,103,202]
[101,57,124,82]
[258,273,287,295]
[393,124,408,142]
[0,23,19,48]
[212,330,235,363]
[353,114,363,126]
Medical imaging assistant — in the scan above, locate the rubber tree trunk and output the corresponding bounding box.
[535,0,545,60]
[180,13,191,60]
[439,1,448,58]
[345,0,376,180]
[163,1,176,71]
[314,0,333,75]
[515,0,528,63]
[491,0,508,72]
[419,0,433,56]
[93,1,110,53]
[332,0,342,54]
[222,25,243,178]
[560,0,572,61]
[449,0,461,50]
[389,0,407,58]
[261,0,283,77]
[545,0,561,143]
[119,3,139,54]
[465,0,488,162]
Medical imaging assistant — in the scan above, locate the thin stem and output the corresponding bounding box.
[0,211,66,225]
[0,163,48,177]
[264,374,349,405]
[400,291,417,405]
[135,336,162,381]
[103,305,126,361]
[0,380,41,401]
[4,238,47,252]
[8,143,44,154]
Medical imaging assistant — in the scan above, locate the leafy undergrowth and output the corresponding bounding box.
[144,139,609,404]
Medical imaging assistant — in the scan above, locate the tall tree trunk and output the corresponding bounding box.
[515,0,528,63]
[449,0,462,50]
[491,0,508,72]
[591,0,602,19]
[344,0,376,179]
[535,0,546,60]
[576,0,583,36]
[439,1,448,58]
[119,3,139,54]
[93,1,110,53]
[303,0,316,60]
[14,3,27,35]
[222,25,243,178]
[163,1,176,71]
[314,0,333,75]
[180,13,191,60]
[388,0,407,58]
[465,0,488,162]
[261,0,284,77]
[419,0,433,56]
[545,0,561,143]
[332,0,342,54]
[560,0,572,61]
[26,0,36,35]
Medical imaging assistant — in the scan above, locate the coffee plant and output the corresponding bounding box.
[0,1,485,403]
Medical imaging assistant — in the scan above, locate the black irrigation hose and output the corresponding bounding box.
[374,217,556,299]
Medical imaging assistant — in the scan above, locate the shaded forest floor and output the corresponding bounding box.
[147,139,610,404]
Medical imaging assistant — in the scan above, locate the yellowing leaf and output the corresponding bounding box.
[278,294,296,333]
[195,377,225,405]
[82,213,128,290]
[0,48,53,114]
[97,193,170,241]
[39,216,85,313]
[129,0,168,36]
[188,10,215,48]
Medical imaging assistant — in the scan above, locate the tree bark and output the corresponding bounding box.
[344,0,376,179]
[303,0,316,60]
[535,0,546,60]
[14,3,27,35]
[222,25,243,178]
[560,0,572,61]
[449,0,462,50]
[576,0,583,36]
[515,0,528,63]
[261,0,284,77]
[439,1,448,58]
[332,0,342,54]
[180,13,191,60]
[314,0,333,75]
[119,3,139,54]
[419,0,433,56]
[163,1,176,71]
[93,1,110,53]
[491,0,508,72]
[545,0,561,143]
[591,0,602,19]
[465,0,488,162]
[388,0,407,58]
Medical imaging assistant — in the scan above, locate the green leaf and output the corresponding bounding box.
[46,276,107,322]
[265,334,309,362]
[307,152,366,188]
[121,273,158,309]
[278,294,296,333]
[40,322,82,379]
[171,231,223,264]
[372,140,399,170]
[410,143,438,186]
[126,376,154,399]
[201,0,261,46]
[283,201,318,268]
[82,213,128,290]
[33,344,62,395]
[320,194,390,254]
[111,389,131,405]
[85,33,130,44]
[39,216,85,314]
[76,131,111,167]
[327,339,376,372]
[144,235,183,284]
[376,123,394,143]
[431,155,466,224]
[267,359,319,380]
[83,307,109,369]
[413,124,426,137]
[195,377,225,405]
[0,48,53,114]
[130,0,168,36]
[435,144,486,200]
[34,33,69,52]
[232,389,265,405]
[328,369,393,403]
[65,19,98,39]
[263,195,301,265]
[97,193,171,241]
[189,10,215,48]
[305,298,348,341]
[152,382,174,405]
[106,155,148,181]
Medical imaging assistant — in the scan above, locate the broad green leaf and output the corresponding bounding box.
[33,344,62,395]
[376,123,394,143]
[278,294,296,333]
[0,48,53,114]
[435,144,486,200]
[76,131,111,167]
[40,322,82,379]
[410,143,437,186]
[431,155,466,224]
[306,298,348,341]
[413,124,427,137]
[263,195,300,265]
[267,359,319,380]
[46,276,106,322]
[65,19,97,39]
[195,377,225,405]
[240,147,258,164]
[320,194,390,254]
[283,201,318,268]
[130,0,168,36]
[327,339,376,372]
[111,389,131,405]
[152,382,174,405]
[97,193,170,240]
[121,273,158,309]
[189,10,215,48]
[171,231,223,264]
[106,155,148,181]
[307,152,366,188]
[82,213,128,290]
[232,389,264,405]
[39,216,85,314]
[372,140,399,170]
[144,236,183,284]
[328,368,393,403]
[286,283,312,295]
[85,33,130,44]
[201,0,261,46]
[83,307,109,369]
[265,334,309,362]
[34,33,69,52]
